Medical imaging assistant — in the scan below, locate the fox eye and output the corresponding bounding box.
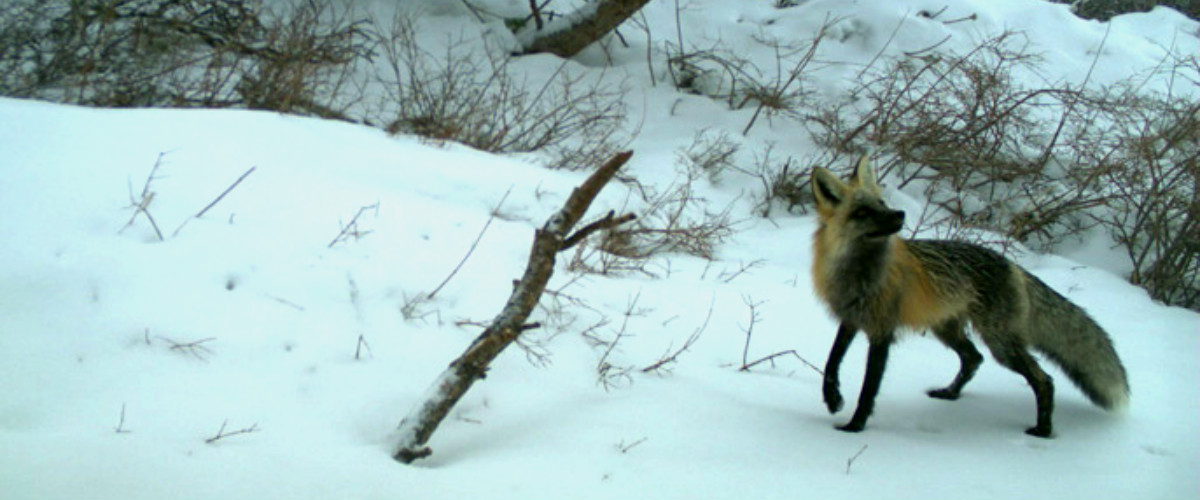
[850,207,870,219]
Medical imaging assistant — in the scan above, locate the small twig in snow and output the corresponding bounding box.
[734,295,824,376]
[845,444,868,474]
[157,336,216,361]
[355,334,373,361]
[941,13,977,25]
[328,203,380,248]
[642,293,714,374]
[121,152,168,241]
[718,259,764,283]
[172,166,256,237]
[737,294,766,369]
[115,403,132,434]
[740,349,824,376]
[598,292,642,390]
[205,419,260,444]
[428,187,512,300]
[616,437,649,454]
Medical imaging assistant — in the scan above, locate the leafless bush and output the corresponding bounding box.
[677,128,741,183]
[231,0,371,118]
[737,144,812,217]
[0,0,371,117]
[803,29,1199,309]
[805,31,1095,245]
[667,16,834,135]
[621,175,734,258]
[1067,56,1200,309]
[567,166,736,276]
[374,15,627,165]
[810,31,1050,182]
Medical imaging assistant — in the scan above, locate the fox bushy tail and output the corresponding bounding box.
[1024,271,1130,411]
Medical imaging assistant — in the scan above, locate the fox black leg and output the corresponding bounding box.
[989,341,1056,438]
[1010,352,1055,438]
[823,323,857,414]
[839,335,893,433]
[927,319,984,400]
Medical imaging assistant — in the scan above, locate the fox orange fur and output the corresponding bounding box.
[810,156,1129,437]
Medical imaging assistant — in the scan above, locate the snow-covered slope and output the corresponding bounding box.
[1,0,1197,499]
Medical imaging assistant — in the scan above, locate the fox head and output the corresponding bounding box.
[811,156,905,242]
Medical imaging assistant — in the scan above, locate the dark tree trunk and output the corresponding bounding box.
[520,0,652,58]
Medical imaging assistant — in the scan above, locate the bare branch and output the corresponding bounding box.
[561,211,638,251]
[393,151,635,464]
[428,188,512,300]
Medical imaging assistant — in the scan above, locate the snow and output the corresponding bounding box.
[1,0,1198,499]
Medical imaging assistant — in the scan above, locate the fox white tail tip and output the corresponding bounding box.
[1106,387,1131,413]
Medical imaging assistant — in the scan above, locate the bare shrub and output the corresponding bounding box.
[667,16,834,135]
[677,128,741,183]
[374,14,627,165]
[0,0,370,117]
[232,0,371,119]
[1068,56,1200,309]
[803,29,1199,309]
[568,165,736,276]
[804,31,1092,245]
[736,144,813,217]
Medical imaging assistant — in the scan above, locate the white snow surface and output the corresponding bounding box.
[1,0,1198,499]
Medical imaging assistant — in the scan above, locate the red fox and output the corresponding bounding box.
[810,156,1129,437]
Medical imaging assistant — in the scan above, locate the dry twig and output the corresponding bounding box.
[427,188,513,300]
[172,166,256,237]
[205,419,260,444]
[328,203,380,248]
[121,152,168,241]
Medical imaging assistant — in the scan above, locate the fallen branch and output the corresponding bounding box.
[392,151,636,464]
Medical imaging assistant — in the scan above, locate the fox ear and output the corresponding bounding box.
[849,155,881,193]
[812,167,848,208]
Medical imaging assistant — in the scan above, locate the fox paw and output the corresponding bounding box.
[823,388,843,413]
[1025,425,1053,438]
[927,388,961,400]
[823,380,843,413]
[836,421,865,433]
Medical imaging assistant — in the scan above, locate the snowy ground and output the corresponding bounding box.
[1,0,1198,499]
